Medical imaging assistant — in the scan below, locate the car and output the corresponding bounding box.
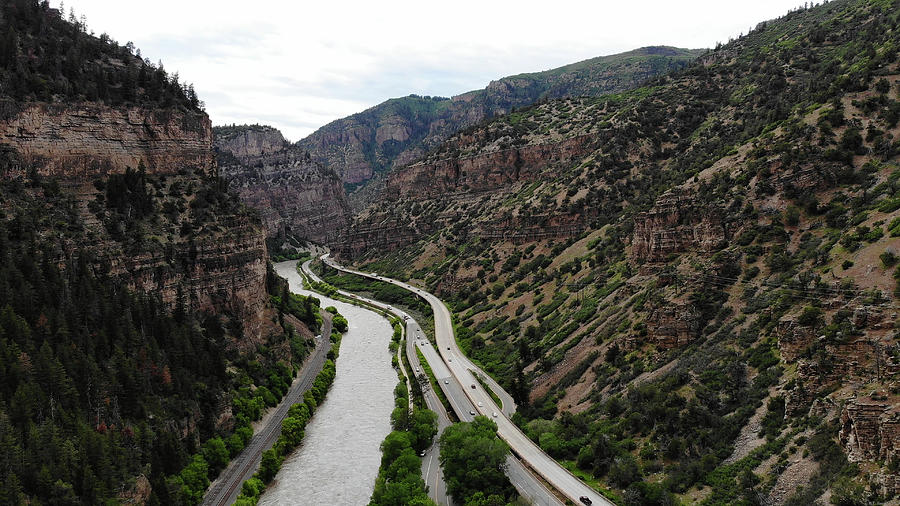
[444,380,449,384]
[469,410,476,416]
[477,402,483,407]
[419,450,426,457]
[403,315,409,320]
[415,367,419,373]
[448,358,451,362]
[470,384,476,389]
[579,496,592,505]
[492,412,498,418]
[447,346,450,350]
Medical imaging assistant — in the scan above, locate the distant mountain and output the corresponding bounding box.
[297,46,703,190]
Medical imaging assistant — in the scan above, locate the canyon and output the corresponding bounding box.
[214,124,349,245]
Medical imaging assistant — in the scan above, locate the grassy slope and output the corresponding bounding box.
[350,0,900,503]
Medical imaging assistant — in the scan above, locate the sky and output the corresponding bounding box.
[66,0,808,142]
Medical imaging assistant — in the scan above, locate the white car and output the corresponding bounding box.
[492,412,498,418]
[477,402,483,407]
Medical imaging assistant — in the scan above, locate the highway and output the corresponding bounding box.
[202,313,332,506]
[319,256,595,506]
[304,260,563,505]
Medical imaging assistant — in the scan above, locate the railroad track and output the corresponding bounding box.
[202,315,332,506]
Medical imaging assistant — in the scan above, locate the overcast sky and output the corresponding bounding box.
[66,0,806,142]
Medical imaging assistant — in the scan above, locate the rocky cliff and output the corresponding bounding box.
[0,104,271,341]
[101,217,270,343]
[630,188,730,263]
[214,124,350,245]
[386,134,597,199]
[0,101,212,179]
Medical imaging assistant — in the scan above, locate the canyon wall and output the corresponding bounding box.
[0,101,212,178]
[0,103,270,341]
[215,125,350,245]
[101,221,269,342]
[386,135,597,199]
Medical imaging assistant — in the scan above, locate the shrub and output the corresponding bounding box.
[797,306,824,327]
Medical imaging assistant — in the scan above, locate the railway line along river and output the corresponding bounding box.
[261,261,396,505]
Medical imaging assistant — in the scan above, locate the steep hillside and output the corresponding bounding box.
[214,124,350,245]
[0,3,318,504]
[297,46,701,190]
[0,0,208,179]
[342,0,900,503]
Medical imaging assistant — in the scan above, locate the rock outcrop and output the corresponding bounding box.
[776,317,817,362]
[840,396,900,463]
[0,101,212,179]
[103,221,269,341]
[215,125,350,245]
[839,396,900,495]
[387,135,597,199]
[644,303,702,350]
[631,188,730,263]
[786,332,897,416]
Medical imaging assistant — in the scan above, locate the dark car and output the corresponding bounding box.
[579,496,592,505]
[470,384,476,389]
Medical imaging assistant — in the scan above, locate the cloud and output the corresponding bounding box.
[67,0,807,141]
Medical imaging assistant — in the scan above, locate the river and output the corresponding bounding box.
[260,261,396,505]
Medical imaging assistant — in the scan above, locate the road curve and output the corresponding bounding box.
[320,256,608,506]
[202,313,332,506]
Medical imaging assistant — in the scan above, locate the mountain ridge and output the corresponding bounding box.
[296,46,703,192]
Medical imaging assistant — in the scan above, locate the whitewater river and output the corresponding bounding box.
[261,261,396,505]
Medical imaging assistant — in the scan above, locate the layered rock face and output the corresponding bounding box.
[214,124,285,162]
[631,189,730,262]
[840,396,900,495]
[0,103,271,341]
[336,131,599,257]
[840,397,900,463]
[103,221,269,341]
[386,135,596,199]
[0,101,212,179]
[215,125,350,244]
[335,220,424,259]
[644,304,702,350]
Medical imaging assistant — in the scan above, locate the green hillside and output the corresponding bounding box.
[345,0,900,503]
[297,46,702,191]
